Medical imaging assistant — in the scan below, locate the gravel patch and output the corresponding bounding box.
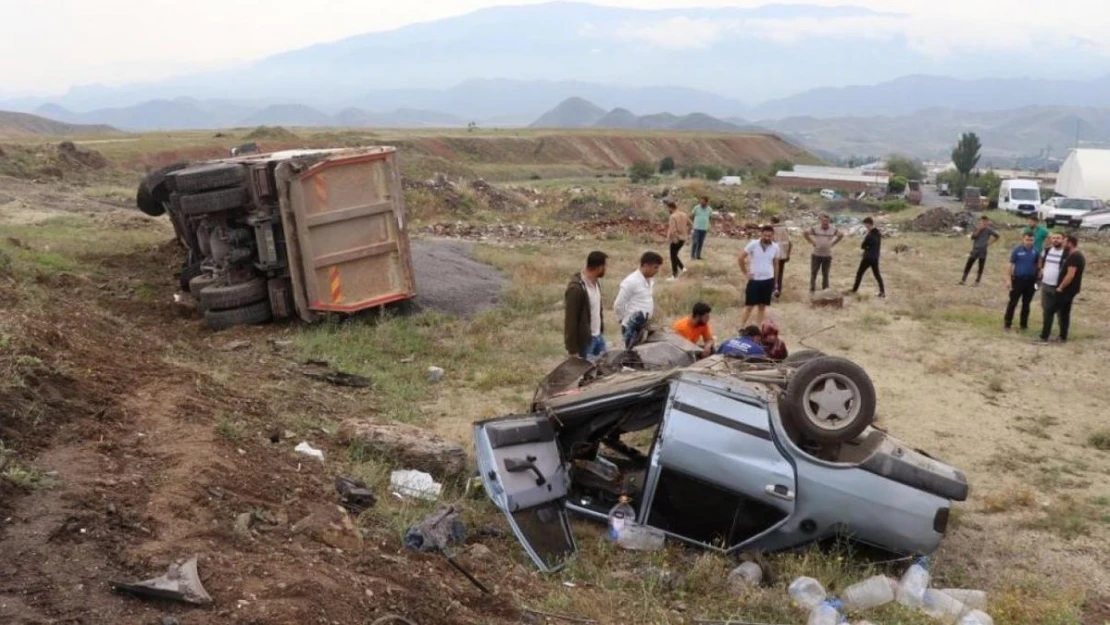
[410,238,503,318]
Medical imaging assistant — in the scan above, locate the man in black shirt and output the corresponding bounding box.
[851,217,886,298]
[1050,235,1086,342]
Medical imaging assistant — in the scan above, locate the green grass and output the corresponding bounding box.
[215,413,245,441]
[1089,430,1110,451]
[0,442,57,490]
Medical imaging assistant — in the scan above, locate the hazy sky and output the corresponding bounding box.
[1,0,1105,95]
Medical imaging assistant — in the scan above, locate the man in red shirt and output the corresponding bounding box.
[672,302,715,358]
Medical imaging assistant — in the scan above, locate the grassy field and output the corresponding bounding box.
[1,132,1108,623]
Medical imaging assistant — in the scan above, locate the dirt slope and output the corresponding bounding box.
[0,111,118,139]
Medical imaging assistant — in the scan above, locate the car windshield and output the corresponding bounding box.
[1059,198,1097,210]
[1011,188,1039,201]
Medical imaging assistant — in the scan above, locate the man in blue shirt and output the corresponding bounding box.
[1004,232,1039,331]
[718,326,768,359]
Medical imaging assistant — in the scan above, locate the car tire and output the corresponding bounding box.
[784,357,876,444]
[168,163,246,194]
[178,186,248,216]
[782,350,826,366]
[198,278,267,311]
[203,300,272,331]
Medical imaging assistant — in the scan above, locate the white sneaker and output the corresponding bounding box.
[666,276,676,282]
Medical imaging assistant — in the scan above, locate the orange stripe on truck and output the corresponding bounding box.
[329,266,342,304]
[313,174,328,208]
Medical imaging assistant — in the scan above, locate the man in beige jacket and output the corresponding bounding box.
[770,216,792,298]
[665,199,692,280]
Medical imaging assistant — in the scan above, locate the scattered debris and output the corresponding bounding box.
[299,360,372,388]
[427,366,445,383]
[404,506,490,594]
[810,290,845,309]
[390,470,443,501]
[338,420,467,479]
[109,555,213,605]
[294,442,325,462]
[291,505,363,550]
[335,475,377,514]
[909,207,976,232]
[465,543,493,561]
[233,512,253,539]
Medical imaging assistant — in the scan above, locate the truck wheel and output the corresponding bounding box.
[198,278,267,311]
[188,273,220,295]
[783,350,825,366]
[168,163,246,194]
[179,187,248,216]
[136,162,189,216]
[136,183,165,217]
[204,300,272,331]
[784,357,876,444]
[179,262,203,292]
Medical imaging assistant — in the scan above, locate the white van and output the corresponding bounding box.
[999,179,1041,215]
[718,175,743,186]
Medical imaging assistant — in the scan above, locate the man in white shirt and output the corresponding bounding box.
[614,251,664,348]
[1037,233,1067,343]
[739,225,781,327]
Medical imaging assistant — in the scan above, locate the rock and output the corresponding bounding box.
[466,543,494,561]
[810,290,844,309]
[337,420,467,479]
[219,340,251,351]
[427,366,445,383]
[233,512,253,539]
[727,561,764,591]
[292,505,362,551]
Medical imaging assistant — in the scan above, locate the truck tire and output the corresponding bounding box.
[784,357,876,444]
[179,186,248,216]
[204,300,272,331]
[136,184,165,217]
[179,262,203,292]
[198,278,267,311]
[188,273,221,295]
[168,163,246,194]
[137,162,189,216]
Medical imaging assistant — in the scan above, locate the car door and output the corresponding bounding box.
[642,379,797,550]
[473,414,576,572]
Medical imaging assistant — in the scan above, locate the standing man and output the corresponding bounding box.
[804,213,843,293]
[739,225,780,328]
[770,216,792,298]
[664,199,691,280]
[960,216,1001,285]
[690,196,713,260]
[615,251,664,348]
[1041,235,1085,343]
[564,251,608,360]
[851,217,886,298]
[1003,233,1038,332]
[672,302,715,358]
[1024,215,1049,255]
[1037,233,1067,343]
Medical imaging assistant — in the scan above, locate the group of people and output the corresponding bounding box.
[563,249,789,362]
[564,200,1090,363]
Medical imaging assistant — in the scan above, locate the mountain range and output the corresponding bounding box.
[529,97,749,132]
[0,111,116,138]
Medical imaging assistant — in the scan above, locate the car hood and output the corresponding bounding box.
[1053,207,1091,216]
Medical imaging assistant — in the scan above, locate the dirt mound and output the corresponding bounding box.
[243,125,299,141]
[410,239,503,317]
[469,179,530,213]
[909,207,975,232]
[0,141,110,179]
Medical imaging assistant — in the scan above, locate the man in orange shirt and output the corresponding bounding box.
[672,302,715,358]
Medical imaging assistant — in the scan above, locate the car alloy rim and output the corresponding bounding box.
[802,372,861,431]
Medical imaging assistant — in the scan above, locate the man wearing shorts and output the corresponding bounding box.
[739,225,780,328]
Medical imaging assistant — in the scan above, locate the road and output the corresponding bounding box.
[920,183,957,209]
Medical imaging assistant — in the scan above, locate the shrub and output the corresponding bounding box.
[701,165,725,182]
[769,159,795,174]
[888,175,908,194]
[629,160,656,183]
[881,199,909,212]
[658,156,676,174]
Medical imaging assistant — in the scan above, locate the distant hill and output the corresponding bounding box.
[0,110,117,138]
[240,104,335,127]
[532,99,744,132]
[530,97,607,128]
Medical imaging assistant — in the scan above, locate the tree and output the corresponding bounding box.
[658,156,676,174]
[701,165,725,182]
[888,175,908,194]
[951,133,982,177]
[885,154,924,181]
[769,159,795,174]
[629,160,656,183]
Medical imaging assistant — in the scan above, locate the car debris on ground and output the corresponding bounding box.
[335,475,377,514]
[294,441,325,462]
[390,469,443,500]
[109,555,213,605]
[404,505,491,594]
[298,360,373,388]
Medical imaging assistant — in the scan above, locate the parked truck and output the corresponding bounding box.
[136,147,417,330]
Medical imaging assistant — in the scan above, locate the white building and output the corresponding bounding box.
[1055,149,1110,199]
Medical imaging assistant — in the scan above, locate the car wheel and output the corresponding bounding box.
[782,350,826,366]
[178,186,249,216]
[198,277,267,311]
[784,357,876,444]
[203,300,272,331]
[167,163,246,194]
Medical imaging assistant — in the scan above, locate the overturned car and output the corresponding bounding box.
[474,351,969,572]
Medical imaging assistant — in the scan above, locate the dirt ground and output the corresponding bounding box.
[2,171,1109,625]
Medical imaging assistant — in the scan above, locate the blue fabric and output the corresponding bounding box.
[718,337,767,358]
[691,229,708,259]
[1010,245,1039,278]
[579,335,607,361]
[621,311,650,349]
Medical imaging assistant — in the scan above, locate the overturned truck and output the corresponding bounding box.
[136,147,417,330]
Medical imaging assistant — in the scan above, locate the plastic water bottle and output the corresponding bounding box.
[896,557,931,608]
[841,575,896,612]
[615,523,665,551]
[957,610,994,625]
[807,599,844,625]
[939,589,987,611]
[923,589,969,624]
[607,495,635,541]
[789,576,828,611]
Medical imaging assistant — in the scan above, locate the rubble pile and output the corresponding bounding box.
[910,207,975,232]
[423,222,575,243]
